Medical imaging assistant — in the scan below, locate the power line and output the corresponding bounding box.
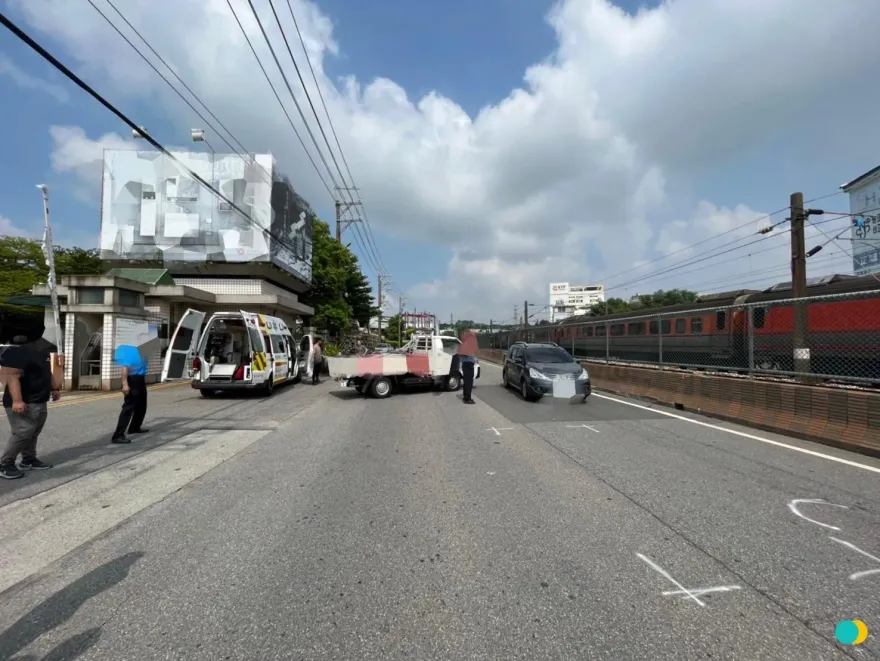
[0,11,305,263]
[284,0,387,273]
[224,0,334,198]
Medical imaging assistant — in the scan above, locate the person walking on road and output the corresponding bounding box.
[0,334,61,479]
[312,340,323,385]
[458,329,478,405]
[111,343,150,444]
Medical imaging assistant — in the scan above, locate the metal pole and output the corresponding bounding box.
[37,185,64,359]
[790,192,811,379]
[658,317,664,368]
[748,305,755,377]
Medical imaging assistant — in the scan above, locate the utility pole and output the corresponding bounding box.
[398,295,406,346]
[513,304,518,328]
[377,274,383,337]
[335,187,362,243]
[790,192,813,380]
[524,300,529,327]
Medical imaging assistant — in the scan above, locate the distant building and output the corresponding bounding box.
[841,165,880,276]
[549,282,605,322]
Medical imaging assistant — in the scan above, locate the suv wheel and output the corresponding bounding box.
[502,369,508,388]
[520,378,529,400]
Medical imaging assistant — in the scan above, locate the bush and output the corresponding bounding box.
[322,342,341,357]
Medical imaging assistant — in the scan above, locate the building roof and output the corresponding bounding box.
[103,268,176,286]
[2,295,64,307]
[841,165,880,192]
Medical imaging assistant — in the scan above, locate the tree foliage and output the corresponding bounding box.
[383,313,402,344]
[586,289,700,317]
[303,219,379,337]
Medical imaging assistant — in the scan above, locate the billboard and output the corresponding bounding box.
[849,178,880,276]
[100,150,312,283]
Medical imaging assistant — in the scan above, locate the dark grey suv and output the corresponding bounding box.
[502,342,591,402]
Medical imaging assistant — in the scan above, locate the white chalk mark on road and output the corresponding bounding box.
[486,427,512,436]
[636,553,706,607]
[566,424,599,433]
[787,498,849,531]
[829,537,880,580]
[662,585,741,598]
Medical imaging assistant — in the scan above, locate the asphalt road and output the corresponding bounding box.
[0,366,878,660]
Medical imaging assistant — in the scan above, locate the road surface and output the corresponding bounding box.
[0,365,878,660]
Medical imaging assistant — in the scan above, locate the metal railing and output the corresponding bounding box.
[479,289,880,385]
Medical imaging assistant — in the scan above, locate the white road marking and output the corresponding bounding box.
[636,552,706,607]
[486,427,513,436]
[662,585,741,598]
[829,537,880,581]
[787,498,849,531]
[481,362,880,475]
[566,424,600,433]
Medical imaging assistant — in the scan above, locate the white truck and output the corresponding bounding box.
[327,333,481,399]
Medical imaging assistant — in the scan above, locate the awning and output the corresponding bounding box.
[2,295,65,307]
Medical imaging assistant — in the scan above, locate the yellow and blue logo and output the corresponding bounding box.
[835,620,869,646]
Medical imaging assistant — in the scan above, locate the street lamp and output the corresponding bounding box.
[36,184,64,363]
[131,126,148,139]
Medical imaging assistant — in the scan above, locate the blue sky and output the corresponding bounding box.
[1,0,878,320]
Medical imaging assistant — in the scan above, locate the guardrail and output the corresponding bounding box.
[476,348,880,458]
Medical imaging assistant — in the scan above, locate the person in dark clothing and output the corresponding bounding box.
[458,330,479,405]
[111,342,150,444]
[312,340,323,385]
[0,334,61,479]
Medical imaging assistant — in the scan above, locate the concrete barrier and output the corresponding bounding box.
[476,349,880,458]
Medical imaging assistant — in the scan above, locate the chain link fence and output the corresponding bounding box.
[479,289,880,385]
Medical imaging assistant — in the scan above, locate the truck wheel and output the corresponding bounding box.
[446,373,462,391]
[262,376,275,397]
[371,377,393,399]
[200,389,217,398]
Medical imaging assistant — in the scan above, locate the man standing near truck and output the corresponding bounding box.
[458,329,478,405]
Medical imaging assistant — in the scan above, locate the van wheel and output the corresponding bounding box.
[371,377,393,399]
[263,376,275,397]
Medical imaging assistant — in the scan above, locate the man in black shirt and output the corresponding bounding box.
[0,335,61,479]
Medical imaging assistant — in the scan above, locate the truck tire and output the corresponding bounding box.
[371,377,393,399]
[446,372,462,391]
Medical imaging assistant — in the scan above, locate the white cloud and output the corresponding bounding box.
[0,215,29,238]
[48,125,136,202]
[15,0,878,320]
[0,55,69,103]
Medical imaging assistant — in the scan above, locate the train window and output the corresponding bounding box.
[715,311,726,330]
[628,322,645,335]
[674,318,686,334]
[596,326,607,337]
[649,320,672,335]
[753,307,766,329]
[610,324,625,336]
[690,317,703,333]
[586,326,594,337]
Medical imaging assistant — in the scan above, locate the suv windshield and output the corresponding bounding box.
[525,347,573,364]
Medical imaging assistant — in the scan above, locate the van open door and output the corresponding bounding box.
[162,309,206,382]
[299,334,314,379]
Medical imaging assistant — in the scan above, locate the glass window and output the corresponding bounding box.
[118,289,140,307]
[690,317,703,333]
[78,287,104,304]
[525,347,574,364]
[610,324,625,336]
[596,325,607,336]
[628,322,645,335]
[753,307,766,329]
[440,338,460,355]
[716,311,726,330]
[674,318,686,334]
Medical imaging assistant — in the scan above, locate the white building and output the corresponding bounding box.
[841,165,880,276]
[549,282,605,322]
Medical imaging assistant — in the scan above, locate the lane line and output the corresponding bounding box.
[479,360,880,475]
[48,381,189,408]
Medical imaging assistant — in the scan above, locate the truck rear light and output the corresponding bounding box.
[192,357,201,371]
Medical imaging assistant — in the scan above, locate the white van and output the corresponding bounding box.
[162,309,300,397]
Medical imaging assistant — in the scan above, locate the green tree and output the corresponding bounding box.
[383,313,402,344]
[345,257,379,327]
[303,219,379,338]
[55,246,104,275]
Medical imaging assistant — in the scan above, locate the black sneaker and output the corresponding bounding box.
[111,436,131,444]
[0,465,25,479]
[19,458,52,470]
[128,428,150,434]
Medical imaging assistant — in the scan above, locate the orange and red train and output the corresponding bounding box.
[486,274,880,381]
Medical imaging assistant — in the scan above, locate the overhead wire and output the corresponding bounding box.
[281,0,388,275]
[249,0,383,277]
[0,11,309,264]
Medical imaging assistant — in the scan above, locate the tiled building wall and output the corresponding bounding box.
[144,299,171,378]
[173,278,295,298]
[63,312,75,384]
[101,313,119,382]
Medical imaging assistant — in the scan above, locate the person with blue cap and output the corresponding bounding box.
[111,331,152,443]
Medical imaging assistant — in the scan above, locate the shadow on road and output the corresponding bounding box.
[0,551,144,661]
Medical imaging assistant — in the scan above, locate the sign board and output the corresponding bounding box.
[849,178,880,276]
[550,282,569,295]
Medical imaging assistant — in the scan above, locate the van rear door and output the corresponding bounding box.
[162,309,206,381]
